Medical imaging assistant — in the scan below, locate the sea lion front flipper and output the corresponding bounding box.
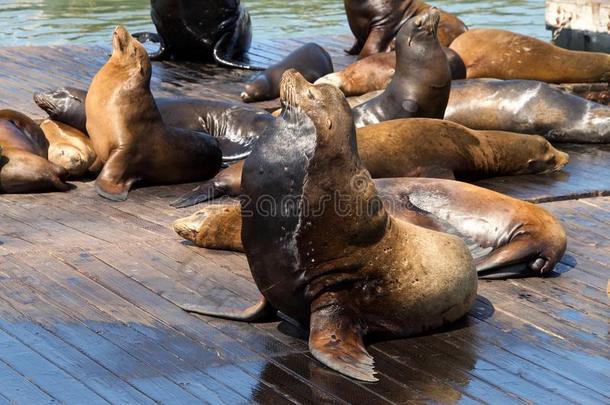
[179,296,276,322]
[475,239,548,279]
[309,304,377,382]
[95,149,139,201]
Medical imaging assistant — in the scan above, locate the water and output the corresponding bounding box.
[0,0,549,47]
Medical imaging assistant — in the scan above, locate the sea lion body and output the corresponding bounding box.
[445,79,610,143]
[352,9,451,127]
[241,43,334,102]
[40,119,98,177]
[450,29,610,83]
[316,47,465,97]
[344,0,467,59]
[34,88,273,160]
[174,175,568,278]
[0,111,69,193]
[85,26,222,201]
[174,117,568,207]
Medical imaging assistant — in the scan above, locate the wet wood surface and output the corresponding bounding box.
[0,36,609,404]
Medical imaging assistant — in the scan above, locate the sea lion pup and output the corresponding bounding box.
[179,70,477,381]
[0,110,69,193]
[174,176,568,278]
[40,120,99,177]
[172,118,568,207]
[344,0,467,59]
[450,29,610,83]
[241,43,334,103]
[85,26,222,201]
[445,79,610,143]
[34,89,274,161]
[315,47,465,97]
[352,8,451,128]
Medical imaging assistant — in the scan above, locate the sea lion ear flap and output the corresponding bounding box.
[308,303,378,382]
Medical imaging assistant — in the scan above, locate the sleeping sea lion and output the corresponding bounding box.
[85,26,222,201]
[450,29,610,83]
[352,8,451,127]
[241,43,334,103]
[344,0,467,59]
[172,118,568,207]
[177,70,477,382]
[40,120,99,177]
[174,176,568,278]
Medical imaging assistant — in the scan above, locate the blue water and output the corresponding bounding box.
[0,0,549,47]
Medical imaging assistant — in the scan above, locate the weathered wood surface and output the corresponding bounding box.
[0,36,609,403]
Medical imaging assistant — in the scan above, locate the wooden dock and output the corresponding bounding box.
[0,36,609,404]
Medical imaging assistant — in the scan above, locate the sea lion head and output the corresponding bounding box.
[398,8,441,51]
[111,25,152,78]
[524,138,570,174]
[33,87,87,129]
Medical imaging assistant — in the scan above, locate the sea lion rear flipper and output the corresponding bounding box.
[95,149,139,201]
[213,31,265,70]
[132,31,169,61]
[179,296,276,322]
[309,304,377,382]
[171,180,230,208]
[475,239,548,279]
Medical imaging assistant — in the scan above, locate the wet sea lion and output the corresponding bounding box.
[179,70,477,381]
[172,118,569,207]
[133,0,256,68]
[85,26,222,201]
[445,79,610,143]
[316,47,465,97]
[40,119,99,177]
[174,175,568,278]
[352,9,451,127]
[34,88,274,161]
[450,29,610,83]
[241,43,334,103]
[0,110,69,193]
[344,0,467,59]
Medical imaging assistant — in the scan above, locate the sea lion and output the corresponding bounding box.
[450,29,610,83]
[133,0,256,68]
[0,110,69,193]
[179,70,477,382]
[316,47,465,97]
[34,88,274,161]
[344,0,467,59]
[85,26,222,201]
[241,43,334,103]
[445,79,610,143]
[172,118,569,207]
[40,119,99,177]
[174,175,568,278]
[352,8,451,127]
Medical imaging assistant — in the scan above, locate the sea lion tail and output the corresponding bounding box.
[132,31,169,61]
[213,32,265,70]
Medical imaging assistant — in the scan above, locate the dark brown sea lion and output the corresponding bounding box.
[133,0,256,68]
[179,70,477,381]
[174,175,568,278]
[316,47,465,97]
[40,119,99,177]
[0,110,69,193]
[173,117,568,207]
[34,88,274,162]
[344,0,467,59]
[85,26,222,201]
[450,29,610,83]
[445,79,610,143]
[241,43,334,103]
[352,8,451,127]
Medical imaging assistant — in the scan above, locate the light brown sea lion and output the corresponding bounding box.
[0,111,69,193]
[85,26,222,201]
[344,0,467,59]
[40,119,99,177]
[352,8,451,127]
[241,43,333,103]
[450,29,610,83]
[178,70,477,382]
[172,118,569,207]
[315,47,466,97]
[174,175,568,278]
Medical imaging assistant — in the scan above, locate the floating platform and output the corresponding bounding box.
[547,0,610,53]
[0,37,609,403]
